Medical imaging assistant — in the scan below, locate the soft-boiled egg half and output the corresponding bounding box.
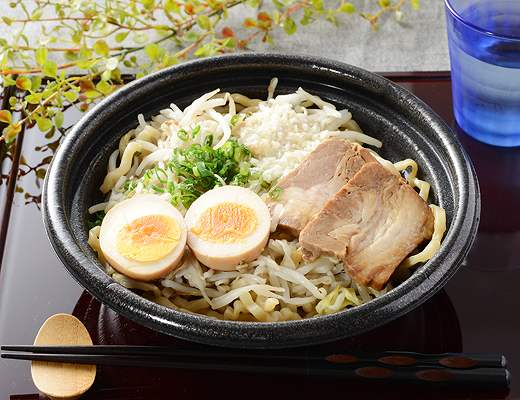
[99,194,187,281]
[185,186,271,271]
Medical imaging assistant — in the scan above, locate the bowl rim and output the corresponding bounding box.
[42,53,480,348]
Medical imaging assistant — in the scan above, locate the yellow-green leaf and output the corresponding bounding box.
[54,111,64,128]
[31,76,42,90]
[2,17,13,26]
[71,30,82,44]
[284,17,297,35]
[83,8,97,18]
[95,80,112,95]
[165,0,179,13]
[311,0,323,11]
[411,0,420,10]
[223,38,236,48]
[31,8,43,20]
[197,15,211,30]
[26,93,42,104]
[43,60,57,77]
[339,2,356,13]
[63,91,79,103]
[101,70,112,81]
[105,57,118,71]
[326,10,338,25]
[3,76,16,87]
[0,110,12,124]
[162,54,178,67]
[272,0,283,10]
[85,90,102,99]
[110,68,121,82]
[76,58,97,70]
[133,33,149,44]
[64,50,79,61]
[79,46,92,59]
[301,8,313,25]
[144,43,160,61]
[36,117,53,132]
[36,168,47,179]
[142,0,155,10]
[115,32,129,43]
[93,40,109,56]
[153,25,170,33]
[3,122,21,141]
[15,76,32,91]
[194,43,212,57]
[35,47,48,66]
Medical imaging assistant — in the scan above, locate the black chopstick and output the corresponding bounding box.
[1,349,510,388]
[0,345,506,369]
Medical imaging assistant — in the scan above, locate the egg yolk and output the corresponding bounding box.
[191,202,257,243]
[116,214,181,262]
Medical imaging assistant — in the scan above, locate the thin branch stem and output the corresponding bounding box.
[1,61,77,75]
[175,32,211,60]
[8,16,172,31]
[83,27,121,39]
[8,17,89,23]
[13,45,130,52]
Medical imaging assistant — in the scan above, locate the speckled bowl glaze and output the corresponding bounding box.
[42,54,480,349]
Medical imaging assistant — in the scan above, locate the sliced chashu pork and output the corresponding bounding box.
[270,138,375,236]
[299,161,434,290]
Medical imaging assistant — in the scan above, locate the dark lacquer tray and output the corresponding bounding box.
[1,72,519,400]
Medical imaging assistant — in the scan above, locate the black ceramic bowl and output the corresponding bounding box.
[43,54,480,349]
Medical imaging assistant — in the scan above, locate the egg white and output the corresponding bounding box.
[184,185,271,271]
[99,194,187,281]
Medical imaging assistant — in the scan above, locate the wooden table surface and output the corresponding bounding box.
[0,72,519,399]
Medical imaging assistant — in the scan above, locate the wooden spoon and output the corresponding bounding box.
[31,314,96,399]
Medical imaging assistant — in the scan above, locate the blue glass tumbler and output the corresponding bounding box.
[445,0,520,147]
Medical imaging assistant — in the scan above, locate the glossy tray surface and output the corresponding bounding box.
[0,69,518,399]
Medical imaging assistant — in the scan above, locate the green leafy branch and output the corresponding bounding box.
[0,0,419,147]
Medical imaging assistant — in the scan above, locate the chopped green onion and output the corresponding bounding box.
[163,138,252,207]
[220,141,233,158]
[196,161,212,177]
[166,181,175,194]
[177,129,189,141]
[230,114,241,127]
[204,134,214,147]
[130,138,253,208]
[143,169,153,181]
[154,167,168,184]
[87,211,105,229]
[239,161,250,175]
[214,173,226,186]
[269,187,283,200]
[191,125,201,138]
[122,179,137,193]
[151,184,164,193]
[260,179,271,190]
